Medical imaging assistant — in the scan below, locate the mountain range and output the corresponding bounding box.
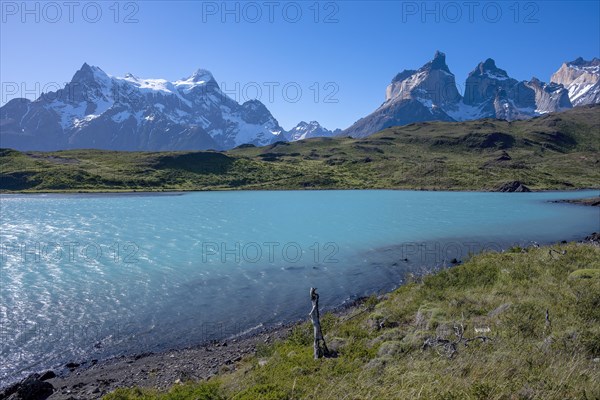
[0,65,292,151]
[1,53,599,151]
[343,52,599,138]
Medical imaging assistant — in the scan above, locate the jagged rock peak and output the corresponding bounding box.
[71,63,109,84]
[419,50,451,74]
[567,57,600,67]
[471,58,510,80]
[187,68,215,83]
[529,76,541,84]
[482,58,497,69]
[390,51,452,86]
[296,120,321,127]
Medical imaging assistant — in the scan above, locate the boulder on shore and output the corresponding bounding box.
[0,374,54,400]
[584,232,600,243]
[496,181,531,192]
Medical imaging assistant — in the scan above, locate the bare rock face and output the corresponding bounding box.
[385,51,461,106]
[464,58,518,106]
[343,97,455,138]
[344,51,459,138]
[497,78,572,119]
[525,78,572,113]
[493,88,529,121]
[385,69,417,101]
[464,60,571,121]
[551,57,600,106]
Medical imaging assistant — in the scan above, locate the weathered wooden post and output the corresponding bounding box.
[309,287,329,359]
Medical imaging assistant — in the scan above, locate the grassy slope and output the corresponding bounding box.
[1,105,599,192]
[105,242,600,400]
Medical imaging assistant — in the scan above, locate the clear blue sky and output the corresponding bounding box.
[1,1,599,130]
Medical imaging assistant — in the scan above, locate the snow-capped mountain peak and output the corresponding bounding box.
[0,65,286,151]
[2,54,599,150]
[288,120,339,141]
[173,69,219,94]
[551,57,600,106]
[474,58,511,81]
[70,63,113,90]
[187,68,215,83]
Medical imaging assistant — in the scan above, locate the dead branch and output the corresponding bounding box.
[309,287,329,359]
[422,323,492,358]
[545,308,551,331]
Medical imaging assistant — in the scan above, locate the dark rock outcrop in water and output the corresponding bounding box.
[496,181,531,192]
[553,197,600,207]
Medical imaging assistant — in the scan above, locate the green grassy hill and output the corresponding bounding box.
[105,241,600,400]
[1,105,599,192]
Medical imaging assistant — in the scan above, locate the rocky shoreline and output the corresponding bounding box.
[0,304,361,400]
[0,323,297,400]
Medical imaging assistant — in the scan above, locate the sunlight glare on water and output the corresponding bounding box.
[0,190,598,384]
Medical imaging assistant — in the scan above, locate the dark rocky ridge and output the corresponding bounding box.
[496,181,531,192]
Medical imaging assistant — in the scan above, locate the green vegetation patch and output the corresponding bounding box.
[2,106,599,192]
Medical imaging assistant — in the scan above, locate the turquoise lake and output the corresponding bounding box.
[0,189,599,383]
